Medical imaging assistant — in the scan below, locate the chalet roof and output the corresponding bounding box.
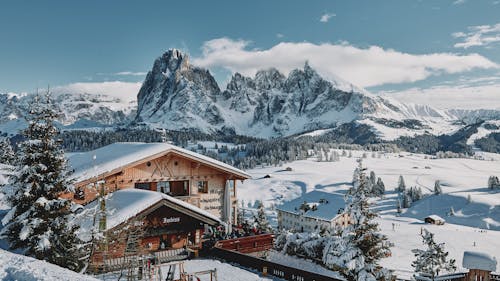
[276,190,346,221]
[78,189,221,241]
[425,215,445,222]
[462,251,497,272]
[67,142,251,184]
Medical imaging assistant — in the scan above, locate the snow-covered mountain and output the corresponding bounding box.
[133,49,412,137]
[2,48,500,140]
[0,91,136,136]
[133,49,500,139]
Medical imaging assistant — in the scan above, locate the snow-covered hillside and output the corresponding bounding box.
[239,151,500,276]
[0,249,98,281]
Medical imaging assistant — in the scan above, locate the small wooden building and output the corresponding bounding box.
[424,215,446,225]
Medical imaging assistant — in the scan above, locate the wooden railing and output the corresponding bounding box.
[101,248,189,271]
[215,234,275,254]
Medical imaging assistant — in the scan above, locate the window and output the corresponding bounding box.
[155,181,189,196]
[135,182,151,190]
[157,181,171,194]
[197,181,208,193]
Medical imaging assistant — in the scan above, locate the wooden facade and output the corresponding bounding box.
[62,149,249,225]
[91,199,218,264]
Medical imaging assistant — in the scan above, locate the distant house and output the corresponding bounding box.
[276,191,350,232]
[463,251,498,281]
[424,215,445,225]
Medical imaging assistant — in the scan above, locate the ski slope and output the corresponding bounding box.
[239,150,500,276]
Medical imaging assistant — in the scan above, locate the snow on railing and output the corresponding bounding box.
[414,272,467,281]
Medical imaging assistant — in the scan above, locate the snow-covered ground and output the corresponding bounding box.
[0,249,98,281]
[239,150,500,277]
[98,259,278,281]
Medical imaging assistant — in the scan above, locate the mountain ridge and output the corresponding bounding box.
[1,49,500,142]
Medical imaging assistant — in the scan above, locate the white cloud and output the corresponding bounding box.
[453,0,466,5]
[114,71,147,76]
[380,78,500,110]
[96,71,147,76]
[453,23,500,48]
[192,38,498,88]
[320,13,335,23]
[52,81,142,103]
[276,33,285,38]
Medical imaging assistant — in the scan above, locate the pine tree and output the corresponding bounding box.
[488,176,500,189]
[448,207,455,216]
[254,200,272,233]
[0,138,16,165]
[370,171,377,186]
[0,93,85,271]
[397,175,406,192]
[237,200,245,226]
[323,160,392,281]
[434,180,442,195]
[376,177,386,196]
[402,192,412,208]
[412,229,456,278]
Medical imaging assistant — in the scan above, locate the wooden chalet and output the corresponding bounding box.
[61,142,251,267]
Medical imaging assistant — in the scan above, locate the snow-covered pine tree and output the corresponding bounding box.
[434,180,442,195]
[254,200,272,233]
[411,229,456,278]
[488,176,500,189]
[376,177,386,196]
[0,137,16,165]
[402,191,412,208]
[370,171,377,187]
[448,207,455,216]
[237,200,245,226]
[397,175,406,192]
[0,93,85,271]
[323,160,392,281]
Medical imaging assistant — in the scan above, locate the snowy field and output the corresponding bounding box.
[239,150,500,277]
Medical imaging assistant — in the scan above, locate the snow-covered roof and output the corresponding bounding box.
[276,190,345,221]
[79,189,221,239]
[67,142,251,183]
[425,215,445,222]
[462,251,497,272]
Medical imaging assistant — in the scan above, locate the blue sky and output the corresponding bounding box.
[1,0,499,108]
